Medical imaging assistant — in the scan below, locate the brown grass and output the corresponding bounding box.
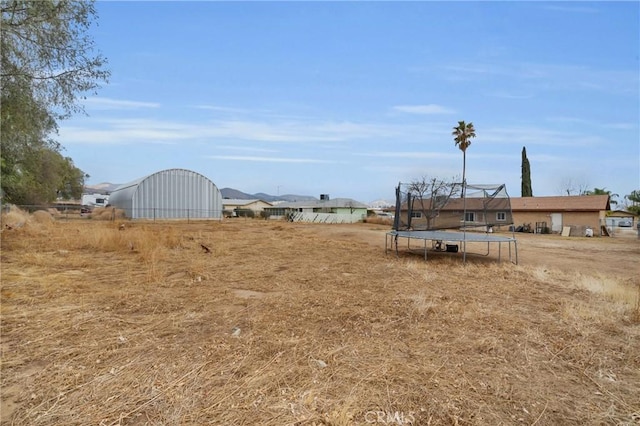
[1,217,639,425]
[363,216,394,226]
[89,208,126,221]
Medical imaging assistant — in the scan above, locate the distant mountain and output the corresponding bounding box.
[84,183,121,194]
[84,184,377,206]
[369,199,395,209]
[220,188,317,202]
[220,188,251,199]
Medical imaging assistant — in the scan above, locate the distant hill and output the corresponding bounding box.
[220,188,317,203]
[84,183,380,205]
[84,183,121,194]
[369,199,395,209]
[220,188,251,199]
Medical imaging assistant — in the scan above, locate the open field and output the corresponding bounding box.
[1,214,639,425]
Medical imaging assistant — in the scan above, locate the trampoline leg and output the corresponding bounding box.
[395,235,399,258]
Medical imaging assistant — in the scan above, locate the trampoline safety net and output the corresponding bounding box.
[392,182,514,231]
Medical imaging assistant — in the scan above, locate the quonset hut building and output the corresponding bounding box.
[108,168,223,220]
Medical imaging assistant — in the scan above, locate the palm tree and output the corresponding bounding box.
[625,190,640,215]
[584,187,619,206]
[452,120,476,197]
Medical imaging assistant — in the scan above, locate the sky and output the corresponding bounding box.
[58,1,640,205]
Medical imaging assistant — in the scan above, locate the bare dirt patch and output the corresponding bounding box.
[1,218,639,425]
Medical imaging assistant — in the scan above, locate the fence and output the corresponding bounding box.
[289,211,366,224]
[2,205,224,223]
[122,207,223,221]
[2,204,86,218]
[5,205,369,225]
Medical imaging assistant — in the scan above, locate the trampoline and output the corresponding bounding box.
[385,230,518,263]
[387,181,519,264]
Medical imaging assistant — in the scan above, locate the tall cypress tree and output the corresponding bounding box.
[521,146,533,197]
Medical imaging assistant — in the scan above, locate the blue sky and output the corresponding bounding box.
[59,1,639,205]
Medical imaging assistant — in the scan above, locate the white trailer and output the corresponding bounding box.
[81,193,109,208]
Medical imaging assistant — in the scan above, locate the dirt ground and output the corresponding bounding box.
[1,217,639,425]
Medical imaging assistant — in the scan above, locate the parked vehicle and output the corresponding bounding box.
[618,219,633,227]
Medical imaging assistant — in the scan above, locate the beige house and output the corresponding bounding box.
[396,194,612,236]
[397,196,512,231]
[222,199,273,217]
[510,195,610,235]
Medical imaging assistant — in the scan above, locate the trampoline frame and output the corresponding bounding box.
[385,230,518,264]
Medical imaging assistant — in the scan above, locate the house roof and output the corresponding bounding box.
[222,199,272,207]
[607,209,637,217]
[399,194,611,213]
[268,198,367,209]
[510,195,610,212]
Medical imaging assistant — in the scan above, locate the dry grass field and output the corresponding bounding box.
[1,209,639,425]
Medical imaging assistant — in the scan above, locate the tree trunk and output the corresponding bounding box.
[462,150,467,198]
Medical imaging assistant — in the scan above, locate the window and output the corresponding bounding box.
[410,211,422,218]
[496,212,507,222]
[464,212,475,222]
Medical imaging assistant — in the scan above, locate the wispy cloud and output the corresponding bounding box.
[83,97,161,110]
[482,125,605,147]
[60,117,412,145]
[528,153,565,162]
[603,122,637,130]
[392,104,456,115]
[441,64,494,75]
[440,62,638,96]
[486,91,534,100]
[206,155,333,164]
[546,116,638,130]
[215,145,279,153]
[542,5,599,14]
[360,151,457,159]
[192,105,256,114]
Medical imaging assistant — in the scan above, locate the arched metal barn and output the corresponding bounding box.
[108,168,223,220]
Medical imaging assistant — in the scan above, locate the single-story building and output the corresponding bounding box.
[264,197,368,223]
[222,199,273,217]
[396,196,513,231]
[510,195,610,235]
[394,184,513,231]
[395,193,612,236]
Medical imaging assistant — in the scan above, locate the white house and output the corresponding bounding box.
[264,196,368,223]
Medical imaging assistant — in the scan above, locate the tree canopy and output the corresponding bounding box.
[583,187,618,206]
[1,0,109,204]
[407,176,461,229]
[625,190,640,215]
[452,120,476,198]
